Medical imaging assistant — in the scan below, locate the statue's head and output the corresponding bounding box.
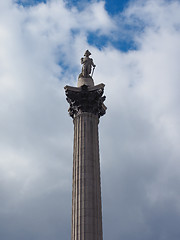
[84,50,91,57]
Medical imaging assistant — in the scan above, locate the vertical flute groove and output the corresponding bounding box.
[72,113,103,240]
[65,83,106,240]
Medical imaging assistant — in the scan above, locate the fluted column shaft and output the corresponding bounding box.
[64,84,106,240]
[72,113,103,240]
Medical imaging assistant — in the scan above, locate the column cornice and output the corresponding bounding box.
[64,84,107,119]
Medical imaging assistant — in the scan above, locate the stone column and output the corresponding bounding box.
[65,84,106,240]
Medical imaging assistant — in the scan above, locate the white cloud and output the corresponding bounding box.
[0,0,180,239]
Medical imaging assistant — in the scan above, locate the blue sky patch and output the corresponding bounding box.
[65,0,134,14]
[105,0,132,15]
[16,0,46,7]
[87,31,137,52]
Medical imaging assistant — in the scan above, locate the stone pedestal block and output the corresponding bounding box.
[77,77,94,87]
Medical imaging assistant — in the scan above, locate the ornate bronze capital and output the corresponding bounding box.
[64,84,106,119]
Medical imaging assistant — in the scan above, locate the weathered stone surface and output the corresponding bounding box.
[64,84,106,119]
[65,81,106,240]
[71,112,103,240]
[79,50,96,78]
[77,77,94,87]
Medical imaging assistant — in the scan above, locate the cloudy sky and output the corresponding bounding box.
[1,0,180,239]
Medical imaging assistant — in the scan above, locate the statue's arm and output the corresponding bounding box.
[91,59,96,68]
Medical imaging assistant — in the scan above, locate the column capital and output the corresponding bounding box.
[64,84,107,119]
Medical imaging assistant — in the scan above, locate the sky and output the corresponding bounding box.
[0,0,180,239]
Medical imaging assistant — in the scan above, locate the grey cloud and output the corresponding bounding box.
[0,0,180,240]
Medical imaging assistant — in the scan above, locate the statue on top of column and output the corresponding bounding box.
[79,50,96,78]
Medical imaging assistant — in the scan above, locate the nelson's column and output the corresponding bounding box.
[64,50,106,240]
